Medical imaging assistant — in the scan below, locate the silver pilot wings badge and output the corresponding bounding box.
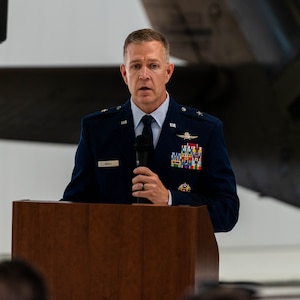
[176,132,198,140]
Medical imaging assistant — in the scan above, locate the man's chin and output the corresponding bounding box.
[133,97,159,113]
[136,93,154,103]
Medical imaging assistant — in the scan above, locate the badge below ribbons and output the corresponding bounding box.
[171,143,202,170]
[178,182,191,192]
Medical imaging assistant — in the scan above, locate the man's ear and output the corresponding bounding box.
[166,63,175,83]
[120,64,128,85]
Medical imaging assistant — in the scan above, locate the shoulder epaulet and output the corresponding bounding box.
[179,105,220,123]
[179,105,204,118]
[99,104,123,114]
[84,104,123,121]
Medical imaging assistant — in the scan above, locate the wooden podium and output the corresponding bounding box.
[12,201,219,300]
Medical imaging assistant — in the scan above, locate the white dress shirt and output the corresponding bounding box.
[131,94,170,148]
[130,93,172,205]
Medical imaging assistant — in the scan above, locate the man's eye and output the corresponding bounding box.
[132,65,140,69]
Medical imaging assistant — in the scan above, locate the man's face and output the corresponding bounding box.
[120,40,174,113]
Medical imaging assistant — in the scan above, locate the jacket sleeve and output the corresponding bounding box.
[62,118,99,202]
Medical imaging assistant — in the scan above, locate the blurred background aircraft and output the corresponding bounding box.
[1,0,300,208]
[142,0,300,209]
[1,0,300,294]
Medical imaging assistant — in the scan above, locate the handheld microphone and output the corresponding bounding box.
[134,135,152,204]
[134,134,150,167]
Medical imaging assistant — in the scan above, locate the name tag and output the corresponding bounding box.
[98,160,119,168]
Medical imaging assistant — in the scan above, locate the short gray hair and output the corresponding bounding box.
[123,28,170,62]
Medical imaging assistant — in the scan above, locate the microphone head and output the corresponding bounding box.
[134,135,151,152]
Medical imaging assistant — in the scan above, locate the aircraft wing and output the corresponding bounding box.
[0,64,221,144]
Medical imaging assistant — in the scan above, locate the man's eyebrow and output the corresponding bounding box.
[129,58,160,64]
[129,59,142,64]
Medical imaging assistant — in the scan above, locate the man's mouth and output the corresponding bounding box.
[139,87,151,91]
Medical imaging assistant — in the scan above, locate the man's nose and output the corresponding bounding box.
[138,67,150,80]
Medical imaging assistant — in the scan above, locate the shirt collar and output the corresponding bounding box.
[131,93,170,129]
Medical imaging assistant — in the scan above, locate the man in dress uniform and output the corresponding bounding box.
[62,28,239,232]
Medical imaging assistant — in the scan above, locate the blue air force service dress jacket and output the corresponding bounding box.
[63,98,239,232]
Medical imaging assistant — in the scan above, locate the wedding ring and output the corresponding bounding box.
[141,183,145,191]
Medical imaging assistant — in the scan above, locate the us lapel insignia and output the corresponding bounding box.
[178,182,191,193]
[177,131,198,140]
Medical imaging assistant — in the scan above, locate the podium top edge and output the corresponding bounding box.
[12,200,206,210]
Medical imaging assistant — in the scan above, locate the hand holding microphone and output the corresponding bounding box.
[133,134,168,205]
[133,135,152,203]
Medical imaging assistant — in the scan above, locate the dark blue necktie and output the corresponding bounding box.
[141,115,154,152]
